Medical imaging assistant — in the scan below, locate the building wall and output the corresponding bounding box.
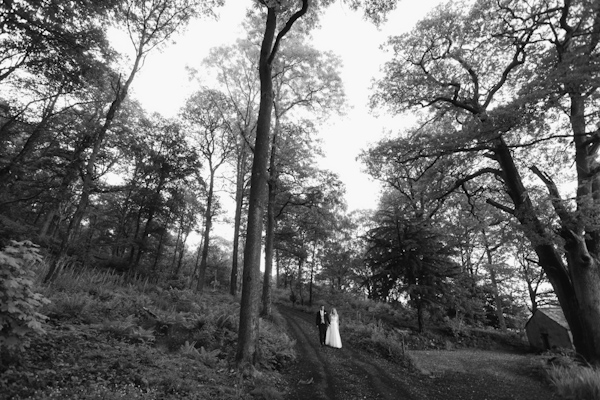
[525,311,573,351]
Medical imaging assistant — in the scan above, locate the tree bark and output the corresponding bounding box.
[482,231,506,331]
[152,228,165,273]
[309,241,316,307]
[276,249,280,288]
[190,242,202,289]
[261,115,279,317]
[172,226,182,268]
[175,229,190,276]
[230,147,247,296]
[197,168,215,293]
[297,257,304,305]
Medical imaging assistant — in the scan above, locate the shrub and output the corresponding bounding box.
[445,315,467,337]
[0,240,50,355]
[179,340,222,367]
[43,292,92,321]
[100,314,155,343]
[257,316,296,370]
[548,365,600,400]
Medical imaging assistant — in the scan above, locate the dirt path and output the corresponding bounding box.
[279,305,561,400]
[279,305,416,400]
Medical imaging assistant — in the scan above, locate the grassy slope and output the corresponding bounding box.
[3,269,597,400]
[0,269,294,400]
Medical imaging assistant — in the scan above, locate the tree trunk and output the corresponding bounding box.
[82,214,97,268]
[562,230,600,362]
[197,170,215,293]
[127,206,144,265]
[152,228,166,273]
[261,118,279,317]
[190,243,202,289]
[297,257,304,305]
[309,241,316,307]
[482,232,506,331]
[489,267,506,331]
[492,136,591,359]
[236,0,309,366]
[309,264,314,307]
[276,249,280,287]
[172,226,182,268]
[39,210,56,238]
[567,92,600,363]
[236,7,276,363]
[230,148,247,296]
[175,229,190,276]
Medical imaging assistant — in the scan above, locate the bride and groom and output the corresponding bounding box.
[316,304,342,348]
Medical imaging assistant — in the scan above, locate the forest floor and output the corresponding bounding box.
[0,318,290,400]
[279,305,562,400]
[0,285,290,400]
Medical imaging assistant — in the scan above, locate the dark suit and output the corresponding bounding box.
[315,309,330,346]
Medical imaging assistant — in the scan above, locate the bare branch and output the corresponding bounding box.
[530,165,575,227]
[438,167,502,201]
[486,198,515,214]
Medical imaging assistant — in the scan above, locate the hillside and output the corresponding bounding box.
[0,264,576,400]
[0,268,292,400]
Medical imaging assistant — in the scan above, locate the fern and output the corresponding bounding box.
[0,240,50,354]
[179,341,220,366]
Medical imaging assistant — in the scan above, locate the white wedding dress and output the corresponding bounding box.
[325,314,342,348]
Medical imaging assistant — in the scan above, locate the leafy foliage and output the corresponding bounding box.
[0,240,49,355]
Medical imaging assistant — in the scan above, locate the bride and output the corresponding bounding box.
[325,308,342,348]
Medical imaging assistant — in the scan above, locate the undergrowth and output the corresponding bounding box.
[548,364,600,400]
[0,241,50,359]
[0,263,296,400]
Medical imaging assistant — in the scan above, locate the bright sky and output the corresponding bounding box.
[124,0,445,218]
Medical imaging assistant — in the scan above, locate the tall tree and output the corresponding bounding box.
[202,40,260,296]
[236,0,311,365]
[372,0,600,362]
[182,89,236,293]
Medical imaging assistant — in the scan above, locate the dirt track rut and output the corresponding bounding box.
[279,305,414,400]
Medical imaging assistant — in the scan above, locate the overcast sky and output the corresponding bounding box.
[116,0,446,229]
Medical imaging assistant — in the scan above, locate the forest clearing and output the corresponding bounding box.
[2,0,600,399]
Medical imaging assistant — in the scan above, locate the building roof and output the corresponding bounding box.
[531,307,570,330]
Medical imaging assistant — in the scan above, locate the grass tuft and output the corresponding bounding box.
[548,364,600,400]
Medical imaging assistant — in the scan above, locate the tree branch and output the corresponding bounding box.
[439,167,503,200]
[486,198,515,214]
[268,0,309,65]
[530,165,575,227]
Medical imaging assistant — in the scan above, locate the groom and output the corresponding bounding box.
[315,304,330,346]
